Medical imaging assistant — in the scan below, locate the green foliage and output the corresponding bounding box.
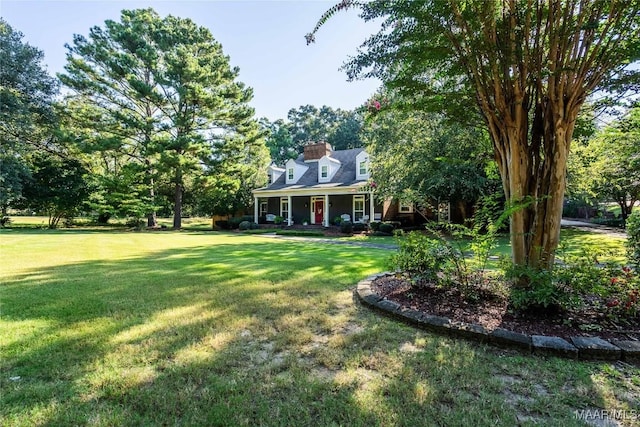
[352,222,368,232]
[238,221,259,231]
[19,153,91,229]
[568,106,640,220]
[0,19,59,212]
[274,216,284,225]
[378,223,394,235]
[389,232,459,286]
[362,92,499,215]
[311,0,640,271]
[339,221,353,234]
[369,221,381,232]
[504,263,569,312]
[627,210,640,269]
[60,8,269,229]
[261,105,363,166]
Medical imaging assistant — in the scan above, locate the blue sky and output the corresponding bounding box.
[1,0,383,121]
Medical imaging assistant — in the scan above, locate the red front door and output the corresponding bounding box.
[314,201,324,224]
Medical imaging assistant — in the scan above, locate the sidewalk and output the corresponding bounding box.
[561,218,627,238]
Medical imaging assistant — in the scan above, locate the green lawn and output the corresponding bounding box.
[1,229,638,426]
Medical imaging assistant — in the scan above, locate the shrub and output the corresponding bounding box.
[369,221,381,231]
[389,231,457,286]
[627,210,640,269]
[353,222,368,232]
[503,262,572,312]
[250,221,260,230]
[340,221,353,234]
[274,216,284,225]
[0,216,11,228]
[96,212,111,224]
[379,223,395,234]
[215,220,229,230]
[126,218,145,229]
[228,217,244,229]
[332,216,343,226]
[592,217,625,228]
[239,221,252,231]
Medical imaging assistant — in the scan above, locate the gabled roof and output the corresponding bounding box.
[256,147,366,191]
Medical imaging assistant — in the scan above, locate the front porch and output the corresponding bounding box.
[254,193,381,227]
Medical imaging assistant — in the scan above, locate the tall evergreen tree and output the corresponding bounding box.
[60,8,268,229]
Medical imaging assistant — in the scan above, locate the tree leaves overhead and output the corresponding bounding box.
[310,0,640,270]
[261,105,364,166]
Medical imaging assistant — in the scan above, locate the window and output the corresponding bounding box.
[321,165,328,178]
[267,173,272,184]
[259,201,268,218]
[399,202,414,213]
[359,161,368,176]
[280,198,289,220]
[353,195,365,222]
[288,168,294,180]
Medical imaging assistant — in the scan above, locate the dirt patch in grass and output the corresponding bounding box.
[371,276,639,341]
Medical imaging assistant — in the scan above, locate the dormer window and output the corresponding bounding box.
[359,161,367,176]
[355,150,370,181]
[288,168,294,180]
[267,174,272,184]
[321,165,328,178]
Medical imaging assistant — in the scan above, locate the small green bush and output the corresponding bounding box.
[340,221,353,234]
[369,221,381,231]
[503,262,572,312]
[274,216,284,225]
[627,210,640,269]
[0,216,11,228]
[215,220,229,230]
[332,216,343,226]
[239,221,252,231]
[379,223,395,234]
[353,222,368,232]
[592,217,625,228]
[229,217,244,229]
[390,231,457,286]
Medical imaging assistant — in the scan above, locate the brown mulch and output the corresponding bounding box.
[371,275,639,341]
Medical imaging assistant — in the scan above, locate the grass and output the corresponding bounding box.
[1,227,638,426]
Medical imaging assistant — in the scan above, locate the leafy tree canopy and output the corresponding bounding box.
[60,8,269,228]
[309,0,640,270]
[261,104,365,165]
[0,19,59,212]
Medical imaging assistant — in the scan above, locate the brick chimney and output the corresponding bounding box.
[303,142,333,161]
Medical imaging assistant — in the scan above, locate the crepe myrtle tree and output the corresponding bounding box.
[307,0,640,272]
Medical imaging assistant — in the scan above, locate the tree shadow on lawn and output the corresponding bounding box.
[1,238,637,426]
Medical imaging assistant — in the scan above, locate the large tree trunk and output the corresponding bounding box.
[147,176,157,228]
[173,169,182,230]
[486,95,579,273]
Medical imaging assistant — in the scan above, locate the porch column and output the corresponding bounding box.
[287,195,292,226]
[324,194,329,227]
[369,191,375,222]
[254,196,259,223]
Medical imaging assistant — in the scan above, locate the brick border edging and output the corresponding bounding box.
[356,273,639,364]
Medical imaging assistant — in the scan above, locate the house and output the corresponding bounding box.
[252,142,380,226]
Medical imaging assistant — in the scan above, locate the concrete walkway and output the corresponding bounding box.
[261,219,626,250]
[560,219,627,238]
[259,234,398,250]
